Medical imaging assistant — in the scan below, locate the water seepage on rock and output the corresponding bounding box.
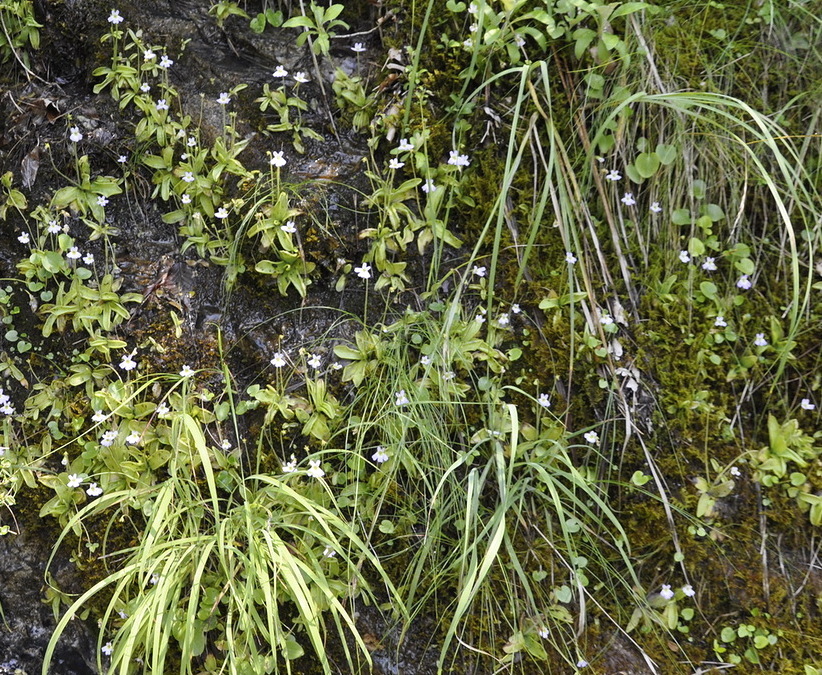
[0,530,97,674]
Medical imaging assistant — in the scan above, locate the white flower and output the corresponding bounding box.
[714,316,727,327]
[600,314,613,326]
[388,158,405,170]
[583,430,600,445]
[220,439,232,450]
[181,193,192,204]
[294,71,309,83]
[729,466,741,477]
[395,389,409,406]
[472,265,486,277]
[140,82,150,93]
[538,393,551,409]
[371,446,389,463]
[270,352,287,368]
[447,150,470,167]
[100,430,118,447]
[144,49,156,60]
[354,262,372,279]
[281,220,297,234]
[679,250,691,263]
[92,411,107,423]
[538,626,549,639]
[215,207,229,219]
[306,459,325,478]
[469,23,478,33]
[179,364,195,378]
[150,574,160,585]
[102,641,114,656]
[182,171,195,183]
[0,402,15,416]
[272,65,288,78]
[605,169,621,181]
[420,355,432,366]
[159,55,173,68]
[620,193,636,206]
[66,247,82,260]
[753,333,768,347]
[511,303,521,314]
[650,201,662,213]
[565,251,577,264]
[351,42,366,53]
[0,447,7,456]
[282,454,297,473]
[322,546,336,558]
[119,353,137,371]
[61,454,68,465]
[217,92,231,105]
[17,232,30,244]
[47,220,62,234]
[307,353,322,369]
[681,584,695,597]
[421,178,437,193]
[156,402,170,417]
[67,474,83,488]
[107,9,124,24]
[474,314,485,323]
[576,661,589,669]
[737,275,752,290]
[397,138,414,151]
[659,584,675,600]
[800,398,816,410]
[125,431,141,445]
[468,2,478,14]
[69,126,83,143]
[187,136,197,147]
[270,151,287,168]
[462,38,473,49]
[497,313,510,326]
[118,154,128,163]
[156,99,169,111]
[442,370,455,381]
[96,195,109,207]
[702,257,717,271]
[87,483,103,497]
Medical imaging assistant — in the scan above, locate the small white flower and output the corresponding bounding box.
[67,474,83,488]
[354,262,372,279]
[800,398,816,410]
[102,641,114,656]
[187,136,197,147]
[538,626,549,639]
[514,33,526,47]
[156,99,169,111]
[468,2,478,14]
[511,303,521,314]
[701,257,717,271]
[565,251,577,264]
[97,195,109,207]
[272,65,288,78]
[681,584,695,597]
[270,151,287,168]
[307,353,322,369]
[576,661,589,669]
[179,364,195,378]
[395,390,409,406]
[47,220,62,234]
[442,370,456,382]
[140,82,150,93]
[583,430,600,445]
[605,169,621,181]
[0,402,15,416]
[397,138,414,152]
[600,314,614,326]
[92,411,107,423]
[650,201,662,213]
[448,150,471,167]
[462,38,473,49]
[61,454,68,465]
[181,193,192,204]
[215,207,229,219]
[101,430,118,447]
[182,171,195,183]
[371,446,389,463]
[737,275,752,290]
[150,574,160,585]
[388,158,405,170]
[620,193,636,206]
[118,154,128,164]
[125,431,141,445]
[714,316,727,327]
[659,584,675,600]
[322,546,336,558]
[144,49,156,60]
[351,42,366,53]
[420,355,432,366]
[217,92,231,105]
[679,250,691,264]
[282,454,297,473]
[220,439,232,450]
[497,313,510,326]
[270,352,287,368]
[0,447,7,456]
[281,220,297,234]
[753,333,768,347]
[87,483,103,497]
[294,71,309,83]
[474,314,486,323]
[729,466,741,477]
[159,55,173,68]
[421,178,437,193]
[69,126,83,143]
[66,247,82,260]
[107,9,124,24]
[306,459,325,478]
[472,265,486,277]
[156,402,171,417]
[18,232,30,244]
[538,393,551,409]
[119,353,137,371]
[469,23,478,33]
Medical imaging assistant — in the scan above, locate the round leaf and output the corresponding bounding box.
[635,152,661,178]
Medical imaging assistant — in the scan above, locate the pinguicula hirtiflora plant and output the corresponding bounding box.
[0,0,820,673]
